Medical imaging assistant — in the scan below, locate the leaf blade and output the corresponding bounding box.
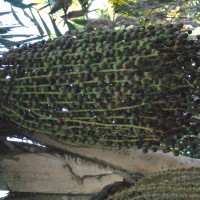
[0,11,11,16]
[49,15,62,37]
[4,0,34,8]
[24,9,44,36]
[14,35,46,45]
[65,20,77,31]
[37,10,52,37]
[71,18,87,26]
[11,6,26,27]
[1,34,37,38]
[39,4,51,11]
[0,38,17,49]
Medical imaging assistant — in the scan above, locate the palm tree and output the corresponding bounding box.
[0,0,200,199]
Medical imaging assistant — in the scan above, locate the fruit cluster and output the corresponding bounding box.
[0,23,199,153]
[108,167,200,199]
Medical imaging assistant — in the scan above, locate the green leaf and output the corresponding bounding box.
[0,38,17,48]
[0,11,11,16]
[11,6,26,27]
[77,0,90,7]
[77,0,84,5]
[4,0,23,6]
[49,2,62,15]
[37,10,51,36]
[27,3,39,7]
[4,0,37,8]
[0,34,45,49]
[84,0,94,8]
[49,15,62,37]
[72,18,87,26]
[0,29,8,34]
[67,10,86,19]
[20,35,45,42]
[65,20,76,31]
[39,4,51,11]
[158,0,175,2]
[24,9,44,36]
[15,35,46,44]
[1,34,36,38]
[0,25,21,29]
[0,25,21,34]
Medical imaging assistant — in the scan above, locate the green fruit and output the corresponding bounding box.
[134,60,140,66]
[93,87,98,93]
[100,61,107,70]
[121,87,127,93]
[84,59,92,66]
[87,93,94,100]
[79,82,85,87]
[86,87,91,92]
[96,92,101,99]
[56,79,62,85]
[108,102,114,109]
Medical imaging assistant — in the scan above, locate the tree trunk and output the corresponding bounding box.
[22,130,200,175]
[0,152,124,194]
[3,193,93,200]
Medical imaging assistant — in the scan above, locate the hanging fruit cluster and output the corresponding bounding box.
[0,23,199,154]
[108,167,200,200]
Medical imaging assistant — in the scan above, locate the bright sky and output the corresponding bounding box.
[0,0,108,40]
[0,190,8,198]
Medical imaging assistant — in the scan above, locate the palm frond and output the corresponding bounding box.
[0,11,11,16]
[108,0,128,6]
[0,25,21,34]
[4,0,38,9]
[25,9,44,36]
[11,6,26,27]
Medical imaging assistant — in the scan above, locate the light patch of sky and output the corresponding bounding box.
[7,136,46,147]
[192,27,200,35]
[0,190,9,198]
[1,2,36,33]
[88,0,108,18]
[0,0,108,42]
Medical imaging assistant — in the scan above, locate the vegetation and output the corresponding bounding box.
[1,22,200,156]
[0,0,96,49]
[108,167,200,199]
[0,0,200,199]
[1,0,200,49]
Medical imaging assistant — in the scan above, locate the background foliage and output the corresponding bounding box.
[1,0,200,50]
